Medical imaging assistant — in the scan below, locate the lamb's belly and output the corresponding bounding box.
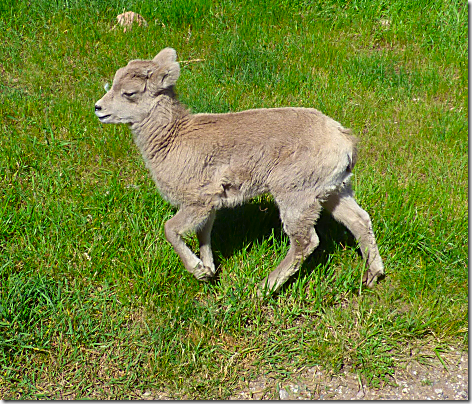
[217,183,269,209]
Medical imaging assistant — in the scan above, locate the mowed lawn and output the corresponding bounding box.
[0,0,467,399]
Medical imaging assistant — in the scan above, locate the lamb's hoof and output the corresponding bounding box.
[256,287,265,299]
[193,262,215,282]
[257,278,277,298]
[362,268,385,288]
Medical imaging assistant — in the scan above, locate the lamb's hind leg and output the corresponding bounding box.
[258,194,322,296]
[164,206,216,281]
[322,185,384,287]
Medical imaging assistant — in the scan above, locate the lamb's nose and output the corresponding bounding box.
[95,104,102,112]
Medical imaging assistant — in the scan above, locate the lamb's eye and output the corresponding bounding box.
[122,91,137,98]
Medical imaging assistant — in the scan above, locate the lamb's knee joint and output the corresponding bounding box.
[294,228,319,258]
[164,221,177,243]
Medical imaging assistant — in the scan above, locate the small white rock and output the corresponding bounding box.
[355,390,365,399]
[435,389,443,395]
[279,389,289,400]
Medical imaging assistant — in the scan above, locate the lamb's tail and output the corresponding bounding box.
[339,127,358,172]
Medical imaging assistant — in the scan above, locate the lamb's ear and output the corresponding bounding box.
[148,62,180,92]
[159,62,180,89]
[152,48,177,66]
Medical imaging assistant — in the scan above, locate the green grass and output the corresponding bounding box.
[0,0,467,399]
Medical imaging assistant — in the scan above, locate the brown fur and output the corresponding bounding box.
[95,48,384,294]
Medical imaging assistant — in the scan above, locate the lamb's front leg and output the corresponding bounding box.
[197,210,216,274]
[164,206,215,281]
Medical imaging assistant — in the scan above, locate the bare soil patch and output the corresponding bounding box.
[228,349,468,400]
[135,348,468,400]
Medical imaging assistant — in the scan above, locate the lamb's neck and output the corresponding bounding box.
[131,95,189,161]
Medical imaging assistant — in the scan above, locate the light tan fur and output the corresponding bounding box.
[95,47,384,295]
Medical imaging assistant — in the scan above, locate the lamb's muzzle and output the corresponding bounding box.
[94,47,385,296]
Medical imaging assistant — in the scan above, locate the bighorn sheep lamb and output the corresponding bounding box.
[94,47,384,295]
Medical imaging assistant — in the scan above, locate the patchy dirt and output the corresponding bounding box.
[228,349,468,400]
[137,348,467,400]
[112,11,148,32]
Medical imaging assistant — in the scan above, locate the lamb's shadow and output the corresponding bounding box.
[210,198,359,283]
[211,199,281,259]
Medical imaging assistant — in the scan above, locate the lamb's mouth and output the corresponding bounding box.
[98,114,112,122]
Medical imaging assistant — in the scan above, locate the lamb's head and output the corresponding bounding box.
[95,47,180,124]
